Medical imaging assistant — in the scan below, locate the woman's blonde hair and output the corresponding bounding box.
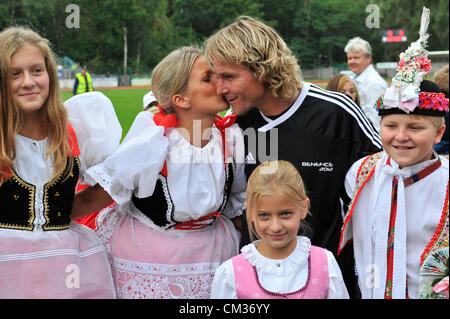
[245,160,310,241]
[326,74,361,106]
[204,16,302,101]
[148,46,202,115]
[0,26,71,184]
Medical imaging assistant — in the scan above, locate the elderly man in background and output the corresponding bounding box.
[345,37,387,131]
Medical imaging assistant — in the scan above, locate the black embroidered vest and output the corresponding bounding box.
[0,156,80,231]
[131,161,234,230]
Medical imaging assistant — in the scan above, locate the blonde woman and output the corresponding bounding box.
[0,26,119,298]
[211,160,349,299]
[87,46,246,299]
[205,16,381,298]
[326,73,361,106]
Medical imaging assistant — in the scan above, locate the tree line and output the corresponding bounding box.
[1,0,448,74]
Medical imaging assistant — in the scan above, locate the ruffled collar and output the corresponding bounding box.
[164,125,226,167]
[168,124,221,150]
[241,236,311,276]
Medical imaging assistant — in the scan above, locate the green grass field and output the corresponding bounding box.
[61,88,150,140]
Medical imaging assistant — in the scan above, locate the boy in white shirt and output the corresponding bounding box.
[339,7,449,299]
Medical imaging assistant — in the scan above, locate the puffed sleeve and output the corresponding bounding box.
[85,111,169,207]
[325,250,350,299]
[210,259,238,299]
[64,91,122,185]
[222,123,246,219]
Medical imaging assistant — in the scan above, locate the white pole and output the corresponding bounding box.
[123,27,128,77]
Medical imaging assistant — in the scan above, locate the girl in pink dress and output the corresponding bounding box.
[211,160,349,299]
[0,26,119,298]
[87,46,245,298]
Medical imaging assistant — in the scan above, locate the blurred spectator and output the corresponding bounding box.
[433,64,449,156]
[326,73,361,106]
[345,37,388,131]
[73,65,93,95]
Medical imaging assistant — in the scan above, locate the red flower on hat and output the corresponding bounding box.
[417,57,431,72]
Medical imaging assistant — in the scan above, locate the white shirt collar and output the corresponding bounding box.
[258,82,310,132]
[382,151,440,178]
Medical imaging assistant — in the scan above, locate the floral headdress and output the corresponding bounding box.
[376,7,449,117]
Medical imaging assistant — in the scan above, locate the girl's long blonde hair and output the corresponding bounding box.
[245,160,310,241]
[0,26,71,184]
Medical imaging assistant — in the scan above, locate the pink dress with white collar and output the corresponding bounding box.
[211,236,349,299]
[232,244,329,299]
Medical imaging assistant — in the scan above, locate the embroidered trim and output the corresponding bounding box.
[113,257,220,276]
[112,257,219,299]
[216,161,233,213]
[42,156,81,230]
[403,157,442,187]
[241,244,258,266]
[421,182,449,265]
[338,152,383,254]
[0,246,105,262]
[95,204,125,267]
[161,175,176,229]
[0,169,36,231]
[134,143,234,232]
[376,92,449,114]
[384,158,442,298]
[384,177,399,299]
[0,157,80,231]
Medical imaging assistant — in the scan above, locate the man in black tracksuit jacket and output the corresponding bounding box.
[205,16,382,298]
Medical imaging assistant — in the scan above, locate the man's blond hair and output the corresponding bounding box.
[204,16,302,101]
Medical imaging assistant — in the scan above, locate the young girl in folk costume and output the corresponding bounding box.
[0,26,120,298]
[211,160,349,299]
[87,46,246,299]
[339,8,449,299]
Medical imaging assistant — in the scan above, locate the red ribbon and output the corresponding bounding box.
[174,211,226,232]
[214,114,237,168]
[153,105,179,129]
[152,109,235,232]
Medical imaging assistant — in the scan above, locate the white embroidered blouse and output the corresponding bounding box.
[86,110,246,226]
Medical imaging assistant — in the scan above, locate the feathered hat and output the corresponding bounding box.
[376,7,449,117]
